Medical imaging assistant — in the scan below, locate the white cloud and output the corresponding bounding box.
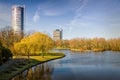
[43,10,62,16]
[34,0,86,17]
[33,11,40,22]
[52,0,89,38]
[67,0,89,32]
[36,1,64,16]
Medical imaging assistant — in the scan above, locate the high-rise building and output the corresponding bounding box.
[53,29,63,41]
[12,5,24,35]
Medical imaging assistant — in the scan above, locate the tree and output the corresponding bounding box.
[108,38,120,51]
[14,32,54,58]
[69,38,80,49]
[54,40,63,48]
[0,26,23,49]
[2,47,13,62]
[91,38,107,51]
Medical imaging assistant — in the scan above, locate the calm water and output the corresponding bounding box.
[12,50,120,80]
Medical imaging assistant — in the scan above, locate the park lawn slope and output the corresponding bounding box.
[0,52,65,80]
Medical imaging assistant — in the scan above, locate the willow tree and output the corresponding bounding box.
[14,32,53,58]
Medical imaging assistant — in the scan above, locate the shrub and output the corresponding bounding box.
[0,42,3,65]
[2,47,13,63]
[0,41,13,65]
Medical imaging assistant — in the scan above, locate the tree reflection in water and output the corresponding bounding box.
[12,63,53,80]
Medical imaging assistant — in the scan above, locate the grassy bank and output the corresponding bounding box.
[54,47,70,50]
[0,52,65,80]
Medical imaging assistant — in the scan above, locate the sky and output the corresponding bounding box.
[0,0,120,39]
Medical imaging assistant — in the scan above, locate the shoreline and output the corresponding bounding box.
[55,48,120,52]
[0,53,65,80]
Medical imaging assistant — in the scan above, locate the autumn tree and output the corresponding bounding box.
[54,40,63,48]
[91,38,107,51]
[62,40,70,48]
[54,40,70,49]
[69,38,80,49]
[0,26,23,49]
[14,32,53,58]
[108,38,120,51]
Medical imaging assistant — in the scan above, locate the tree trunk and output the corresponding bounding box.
[28,52,30,62]
[42,51,44,58]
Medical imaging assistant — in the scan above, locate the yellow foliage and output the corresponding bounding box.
[14,32,53,56]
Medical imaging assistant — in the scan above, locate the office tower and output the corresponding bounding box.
[12,5,24,35]
[53,29,63,41]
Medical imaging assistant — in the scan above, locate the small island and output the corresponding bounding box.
[54,38,120,52]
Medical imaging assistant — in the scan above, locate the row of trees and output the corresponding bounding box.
[54,38,120,51]
[0,26,56,67]
[0,27,54,61]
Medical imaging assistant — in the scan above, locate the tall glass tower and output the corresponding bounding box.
[12,5,24,35]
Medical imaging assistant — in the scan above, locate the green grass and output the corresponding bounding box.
[54,47,70,50]
[0,52,65,80]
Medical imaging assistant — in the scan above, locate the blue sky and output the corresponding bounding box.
[0,0,120,39]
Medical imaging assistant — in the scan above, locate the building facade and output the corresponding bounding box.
[12,5,24,35]
[53,29,63,41]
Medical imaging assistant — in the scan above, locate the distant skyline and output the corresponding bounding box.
[0,0,120,39]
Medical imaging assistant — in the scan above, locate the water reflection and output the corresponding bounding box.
[12,50,120,80]
[12,63,53,80]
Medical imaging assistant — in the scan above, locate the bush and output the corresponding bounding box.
[2,47,13,63]
[0,41,13,65]
[0,42,3,65]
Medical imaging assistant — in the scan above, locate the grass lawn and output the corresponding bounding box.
[0,52,65,80]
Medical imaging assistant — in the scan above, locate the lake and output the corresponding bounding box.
[12,50,120,80]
